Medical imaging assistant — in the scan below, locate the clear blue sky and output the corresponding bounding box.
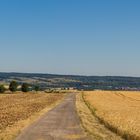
[0,0,140,76]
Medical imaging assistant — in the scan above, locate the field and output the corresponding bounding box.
[76,92,122,140]
[0,92,64,140]
[83,91,140,140]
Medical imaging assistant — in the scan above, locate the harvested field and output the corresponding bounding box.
[83,91,140,140]
[0,92,64,140]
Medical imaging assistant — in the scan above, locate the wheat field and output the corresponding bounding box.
[83,91,140,140]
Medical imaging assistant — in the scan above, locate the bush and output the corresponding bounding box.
[0,85,6,93]
[9,81,18,92]
[21,83,29,92]
[34,85,39,92]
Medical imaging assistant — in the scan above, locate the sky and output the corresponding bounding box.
[0,0,140,76]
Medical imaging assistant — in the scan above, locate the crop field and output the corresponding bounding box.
[83,91,140,140]
[0,92,64,139]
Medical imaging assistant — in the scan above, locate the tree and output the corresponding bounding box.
[34,85,39,92]
[21,83,29,92]
[0,85,6,93]
[9,81,18,92]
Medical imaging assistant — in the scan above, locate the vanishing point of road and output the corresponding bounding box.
[16,93,91,140]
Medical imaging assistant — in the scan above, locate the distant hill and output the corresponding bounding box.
[0,72,140,90]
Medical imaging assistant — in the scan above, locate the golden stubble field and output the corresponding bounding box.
[0,92,64,140]
[83,91,140,140]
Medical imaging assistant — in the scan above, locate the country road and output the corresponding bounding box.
[16,93,91,140]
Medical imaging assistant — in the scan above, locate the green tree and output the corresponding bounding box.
[9,81,18,92]
[0,85,6,93]
[21,83,29,92]
[34,85,39,92]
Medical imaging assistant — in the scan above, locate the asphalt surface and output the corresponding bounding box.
[16,93,91,140]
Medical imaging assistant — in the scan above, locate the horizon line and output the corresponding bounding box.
[0,71,140,78]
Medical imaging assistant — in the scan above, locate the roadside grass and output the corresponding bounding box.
[76,92,123,140]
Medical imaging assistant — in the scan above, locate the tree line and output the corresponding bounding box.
[0,81,39,93]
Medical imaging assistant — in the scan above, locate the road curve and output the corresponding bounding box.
[16,93,91,140]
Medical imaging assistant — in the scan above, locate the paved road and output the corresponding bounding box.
[16,93,91,140]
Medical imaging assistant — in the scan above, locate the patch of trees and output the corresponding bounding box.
[34,85,40,92]
[9,81,18,92]
[21,83,29,92]
[0,81,40,94]
[0,85,6,93]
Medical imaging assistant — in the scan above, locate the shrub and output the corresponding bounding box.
[9,81,18,92]
[21,83,29,92]
[34,85,39,92]
[0,85,6,93]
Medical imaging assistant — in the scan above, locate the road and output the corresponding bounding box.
[16,93,91,140]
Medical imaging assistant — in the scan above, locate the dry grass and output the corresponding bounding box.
[83,91,140,140]
[0,92,65,140]
[76,93,122,140]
